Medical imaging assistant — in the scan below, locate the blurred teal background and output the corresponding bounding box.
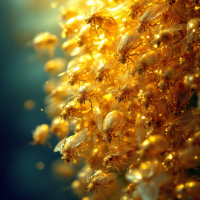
[0,0,79,199]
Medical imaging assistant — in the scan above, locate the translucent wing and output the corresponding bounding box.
[54,137,67,153]
[94,107,103,133]
[91,1,105,14]
[106,86,118,93]
[118,29,141,54]
[141,3,169,24]
[165,24,187,32]
[86,82,100,93]
[111,144,136,157]
[97,173,118,184]
[71,128,88,150]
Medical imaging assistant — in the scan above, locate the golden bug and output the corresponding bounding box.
[169,81,193,115]
[136,3,169,34]
[128,0,153,20]
[103,143,137,172]
[94,107,129,143]
[59,100,91,128]
[85,2,118,37]
[87,170,118,199]
[54,128,88,165]
[115,29,142,64]
[33,32,59,57]
[30,124,51,147]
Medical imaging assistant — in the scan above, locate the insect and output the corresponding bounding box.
[107,77,139,105]
[95,58,118,83]
[158,61,184,93]
[89,143,108,170]
[103,144,136,172]
[186,18,200,36]
[153,24,187,48]
[169,81,193,115]
[67,63,94,86]
[33,32,59,57]
[139,135,168,159]
[136,3,169,34]
[60,15,84,38]
[76,83,104,108]
[59,100,91,128]
[135,50,161,75]
[128,0,153,20]
[85,2,117,37]
[165,108,200,137]
[175,181,200,200]
[115,29,142,64]
[29,124,51,147]
[44,58,66,76]
[87,170,118,198]
[125,183,137,198]
[94,107,128,143]
[50,116,69,140]
[126,159,170,200]
[54,128,88,165]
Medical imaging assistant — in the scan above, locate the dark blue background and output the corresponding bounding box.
[0,1,79,199]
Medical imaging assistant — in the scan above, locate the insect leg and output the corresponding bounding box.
[100,186,109,200]
[102,186,118,196]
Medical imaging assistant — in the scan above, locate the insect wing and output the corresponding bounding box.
[140,0,153,7]
[118,30,141,54]
[142,3,168,24]
[166,24,187,32]
[94,107,103,133]
[97,173,118,184]
[112,144,135,157]
[91,1,105,14]
[54,137,67,153]
[71,128,88,150]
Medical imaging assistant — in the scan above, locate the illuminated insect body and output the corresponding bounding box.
[87,170,118,198]
[116,29,142,64]
[128,0,153,19]
[85,3,117,37]
[169,81,193,115]
[103,144,136,172]
[30,124,51,147]
[136,3,169,34]
[54,128,88,165]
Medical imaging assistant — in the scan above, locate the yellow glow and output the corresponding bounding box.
[169,155,172,159]
[137,174,142,179]
[51,3,57,8]
[86,0,94,6]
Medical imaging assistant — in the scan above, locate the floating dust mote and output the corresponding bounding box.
[24,100,35,110]
[31,0,200,199]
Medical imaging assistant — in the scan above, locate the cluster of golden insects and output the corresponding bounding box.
[31,0,200,199]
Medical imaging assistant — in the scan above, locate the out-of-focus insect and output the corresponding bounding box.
[76,83,104,108]
[85,2,117,37]
[33,32,59,57]
[54,128,88,165]
[128,0,153,20]
[125,183,137,198]
[66,63,94,86]
[139,135,168,159]
[44,58,65,75]
[30,124,51,147]
[62,38,79,56]
[60,15,84,38]
[103,144,137,172]
[175,181,200,200]
[59,100,91,128]
[186,18,200,36]
[139,82,163,111]
[89,143,108,169]
[50,116,69,140]
[95,58,118,83]
[94,107,129,143]
[115,29,142,64]
[59,6,78,20]
[153,24,186,48]
[87,170,118,198]
[126,159,170,200]
[158,61,184,92]
[107,78,139,105]
[169,81,193,115]
[135,50,161,75]
[136,3,169,34]
[165,108,200,137]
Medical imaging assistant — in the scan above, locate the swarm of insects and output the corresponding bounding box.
[31,0,200,199]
